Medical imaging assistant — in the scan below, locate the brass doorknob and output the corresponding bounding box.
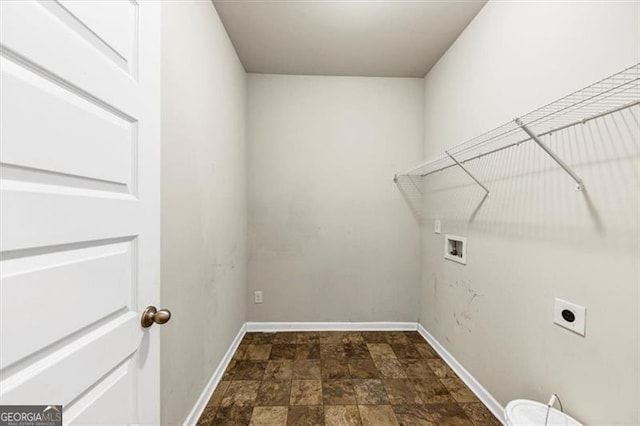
[141,306,172,328]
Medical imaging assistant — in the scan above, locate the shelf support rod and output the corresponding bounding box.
[445,150,490,195]
[515,118,584,191]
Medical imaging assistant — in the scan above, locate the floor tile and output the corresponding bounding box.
[441,378,480,403]
[399,359,437,379]
[295,343,321,360]
[419,403,474,425]
[414,343,438,360]
[250,406,288,425]
[392,404,436,426]
[233,344,250,361]
[341,332,365,344]
[222,359,237,381]
[220,380,260,407]
[323,380,357,405]
[273,332,298,344]
[197,331,497,426]
[358,405,399,426]
[348,358,380,379]
[361,331,388,343]
[241,333,255,345]
[320,331,346,344]
[212,405,253,425]
[290,380,323,405]
[293,359,322,380]
[297,332,320,344]
[382,379,423,405]
[390,344,421,359]
[263,360,293,380]
[255,380,291,406]
[411,378,455,403]
[403,331,425,343]
[270,344,297,360]
[460,403,502,425]
[233,361,268,380]
[344,342,371,359]
[321,359,350,380]
[287,406,324,425]
[374,359,408,379]
[196,404,217,426]
[244,344,272,361]
[325,405,362,426]
[384,332,410,345]
[321,343,347,360]
[427,358,457,378]
[367,343,397,360]
[207,380,231,409]
[252,333,275,344]
[352,379,388,405]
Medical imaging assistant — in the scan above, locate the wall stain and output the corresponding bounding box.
[453,279,483,333]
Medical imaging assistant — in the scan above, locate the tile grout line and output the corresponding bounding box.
[198,330,500,425]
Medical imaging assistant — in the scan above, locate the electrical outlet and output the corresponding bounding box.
[254,291,263,304]
[554,298,586,336]
[434,219,441,234]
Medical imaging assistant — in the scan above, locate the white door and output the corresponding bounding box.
[0,1,161,424]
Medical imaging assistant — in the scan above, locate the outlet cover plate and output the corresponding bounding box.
[554,298,586,336]
[254,291,263,304]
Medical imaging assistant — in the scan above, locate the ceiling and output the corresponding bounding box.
[213,0,487,78]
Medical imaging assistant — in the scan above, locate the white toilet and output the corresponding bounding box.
[504,399,583,426]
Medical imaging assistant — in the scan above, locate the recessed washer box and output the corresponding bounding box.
[444,234,466,265]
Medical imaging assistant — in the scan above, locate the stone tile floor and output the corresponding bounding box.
[196,331,502,425]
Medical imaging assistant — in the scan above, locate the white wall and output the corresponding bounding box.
[160,2,246,424]
[419,1,640,424]
[247,74,423,323]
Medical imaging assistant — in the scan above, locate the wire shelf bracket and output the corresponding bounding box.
[445,150,491,196]
[514,118,584,191]
[394,63,640,196]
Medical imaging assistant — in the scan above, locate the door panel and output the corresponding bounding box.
[0,0,138,117]
[55,0,137,72]
[1,240,134,368]
[1,315,138,409]
[0,1,160,424]
[64,360,136,425]
[1,59,134,188]
[0,191,138,251]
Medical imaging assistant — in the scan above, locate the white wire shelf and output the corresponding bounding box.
[395,63,640,192]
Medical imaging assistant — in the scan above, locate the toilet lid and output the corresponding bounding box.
[505,399,583,426]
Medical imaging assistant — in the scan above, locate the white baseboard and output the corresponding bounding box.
[183,323,247,426]
[245,321,418,332]
[417,323,505,424]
